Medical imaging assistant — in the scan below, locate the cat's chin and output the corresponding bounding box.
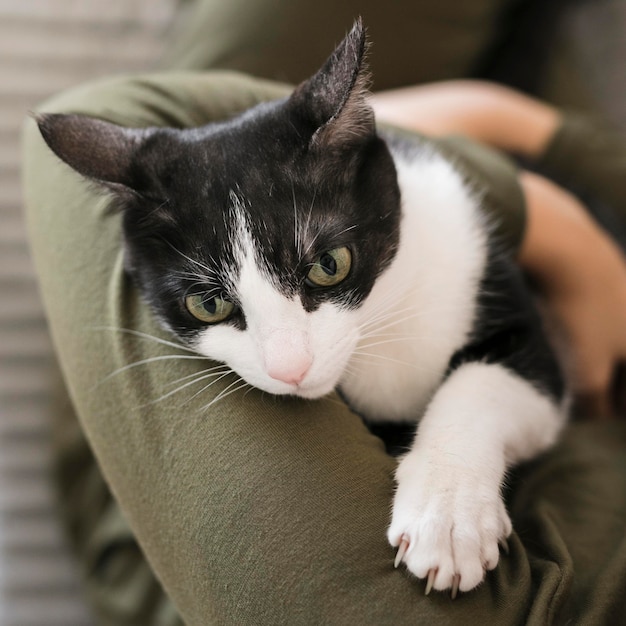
[257,377,337,400]
[293,381,337,400]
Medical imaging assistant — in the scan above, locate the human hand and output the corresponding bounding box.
[519,171,626,418]
[542,237,626,418]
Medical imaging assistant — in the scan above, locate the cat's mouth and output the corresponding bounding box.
[252,359,345,399]
[258,374,337,400]
[293,378,338,399]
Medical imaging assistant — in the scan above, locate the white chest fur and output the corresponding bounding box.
[339,146,488,422]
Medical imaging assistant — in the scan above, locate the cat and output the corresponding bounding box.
[37,19,566,597]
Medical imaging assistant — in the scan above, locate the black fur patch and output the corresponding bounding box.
[37,20,402,341]
[449,242,565,402]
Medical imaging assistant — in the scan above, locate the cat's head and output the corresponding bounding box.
[37,19,401,398]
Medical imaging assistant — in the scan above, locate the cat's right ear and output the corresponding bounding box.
[288,18,374,149]
[35,113,151,192]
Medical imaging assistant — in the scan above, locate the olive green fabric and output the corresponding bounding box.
[162,0,598,112]
[23,71,626,626]
[163,0,518,91]
[435,133,526,251]
[539,111,626,223]
[379,125,526,251]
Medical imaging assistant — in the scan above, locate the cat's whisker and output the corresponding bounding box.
[166,242,234,293]
[174,369,236,407]
[163,364,230,389]
[350,350,422,370]
[366,281,422,309]
[93,326,198,354]
[172,270,218,284]
[359,312,416,337]
[339,358,359,376]
[302,228,324,260]
[334,223,358,238]
[358,329,456,358]
[359,278,413,315]
[138,368,232,407]
[212,381,254,409]
[357,336,422,351]
[292,186,319,264]
[359,308,426,337]
[302,187,317,256]
[359,330,417,340]
[97,353,212,387]
[358,295,422,331]
[149,199,170,217]
[359,301,471,338]
[292,181,302,262]
[359,271,475,333]
[166,242,217,279]
[151,369,237,412]
[199,378,251,412]
[242,385,257,399]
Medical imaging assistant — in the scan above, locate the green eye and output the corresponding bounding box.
[306,246,352,287]
[185,294,235,324]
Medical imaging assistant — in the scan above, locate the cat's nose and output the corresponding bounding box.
[264,329,312,386]
[267,359,311,386]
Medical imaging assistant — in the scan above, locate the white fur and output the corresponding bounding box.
[388,362,565,592]
[366,149,564,592]
[339,147,487,420]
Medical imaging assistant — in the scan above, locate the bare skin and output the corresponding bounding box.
[371,80,560,156]
[370,81,626,415]
[519,171,626,416]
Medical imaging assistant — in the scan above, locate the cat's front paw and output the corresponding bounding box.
[388,451,512,597]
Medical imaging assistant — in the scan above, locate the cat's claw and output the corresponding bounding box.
[388,449,513,597]
[451,575,460,600]
[394,535,410,568]
[425,569,436,596]
[499,538,509,555]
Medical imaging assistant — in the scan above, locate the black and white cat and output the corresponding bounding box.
[38,20,566,596]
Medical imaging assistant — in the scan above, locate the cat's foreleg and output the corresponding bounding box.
[388,361,566,595]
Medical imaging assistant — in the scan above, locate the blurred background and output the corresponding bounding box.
[1,0,625,624]
[1,2,177,624]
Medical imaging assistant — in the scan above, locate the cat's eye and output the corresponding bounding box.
[306,246,352,287]
[185,294,235,324]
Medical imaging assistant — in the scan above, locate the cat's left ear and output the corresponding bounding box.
[36,113,152,192]
[289,18,374,148]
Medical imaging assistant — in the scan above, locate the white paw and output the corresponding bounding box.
[388,451,512,597]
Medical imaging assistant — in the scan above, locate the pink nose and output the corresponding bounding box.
[267,357,312,385]
[264,330,312,386]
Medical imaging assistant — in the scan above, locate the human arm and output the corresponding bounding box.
[519,171,626,415]
[370,80,559,158]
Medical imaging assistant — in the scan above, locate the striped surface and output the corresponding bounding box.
[0,1,175,624]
